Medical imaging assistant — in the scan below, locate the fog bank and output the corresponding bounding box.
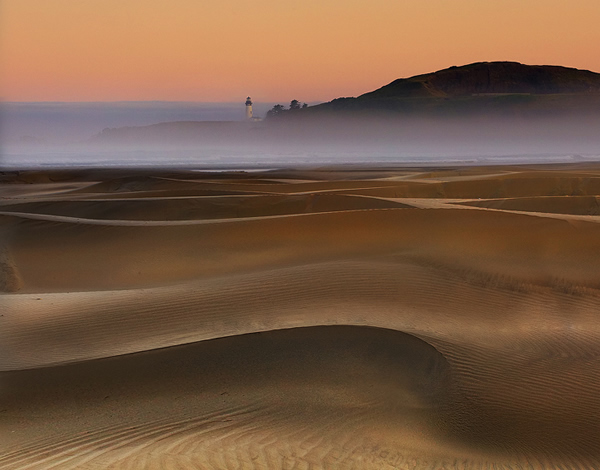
[3,112,600,169]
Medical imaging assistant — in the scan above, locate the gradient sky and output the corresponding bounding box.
[2,0,600,103]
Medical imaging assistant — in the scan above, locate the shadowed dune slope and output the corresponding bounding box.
[0,326,464,469]
[0,193,410,221]
[2,164,600,469]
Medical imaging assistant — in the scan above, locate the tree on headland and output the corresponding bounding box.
[265,100,308,119]
[265,104,286,119]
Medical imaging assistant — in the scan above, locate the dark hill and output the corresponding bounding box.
[364,62,600,98]
[305,62,600,117]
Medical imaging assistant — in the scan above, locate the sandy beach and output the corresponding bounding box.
[2,164,600,469]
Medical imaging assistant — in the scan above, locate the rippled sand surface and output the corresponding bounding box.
[2,164,600,469]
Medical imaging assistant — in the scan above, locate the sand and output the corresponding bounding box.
[2,164,600,469]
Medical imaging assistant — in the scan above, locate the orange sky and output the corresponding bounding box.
[2,0,600,102]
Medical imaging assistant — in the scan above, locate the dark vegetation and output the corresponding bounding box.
[266,100,308,119]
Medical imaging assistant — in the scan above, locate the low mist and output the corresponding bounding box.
[2,104,600,169]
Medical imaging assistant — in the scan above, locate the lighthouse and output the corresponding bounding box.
[245,97,253,120]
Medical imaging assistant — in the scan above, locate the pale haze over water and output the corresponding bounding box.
[1,101,599,169]
[1,102,277,143]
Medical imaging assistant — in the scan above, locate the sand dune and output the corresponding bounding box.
[2,165,600,469]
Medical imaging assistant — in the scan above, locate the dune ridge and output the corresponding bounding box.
[2,165,600,469]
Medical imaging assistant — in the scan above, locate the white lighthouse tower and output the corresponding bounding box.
[245,97,253,120]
